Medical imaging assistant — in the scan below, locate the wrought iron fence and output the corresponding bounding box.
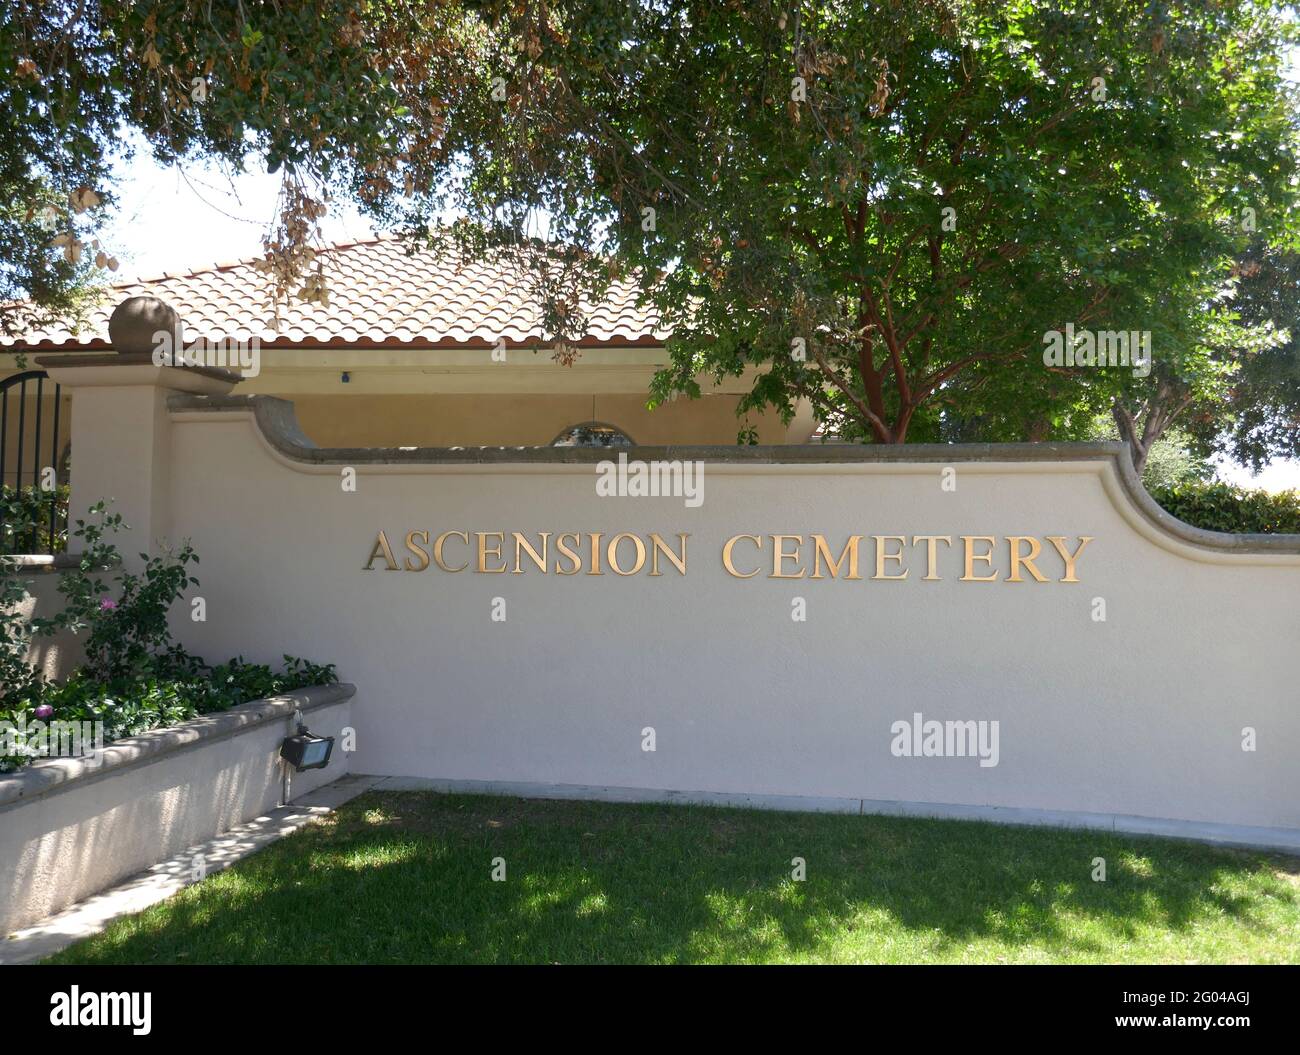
[1,370,68,555]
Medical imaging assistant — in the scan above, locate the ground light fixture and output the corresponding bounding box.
[280,722,335,772]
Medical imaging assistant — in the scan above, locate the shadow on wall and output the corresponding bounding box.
[6,738,281,931]
[14,571,84,682]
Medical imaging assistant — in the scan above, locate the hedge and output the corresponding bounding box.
[1147,481,1300,535]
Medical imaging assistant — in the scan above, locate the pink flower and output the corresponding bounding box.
[100,599,118,611]
[34,705,53,719]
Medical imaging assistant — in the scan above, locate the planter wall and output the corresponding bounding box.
[0,682,355,935]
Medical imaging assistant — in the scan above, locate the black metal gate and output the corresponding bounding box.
[1,370,68,555]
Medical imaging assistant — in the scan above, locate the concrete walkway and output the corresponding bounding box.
[0,773,383,965]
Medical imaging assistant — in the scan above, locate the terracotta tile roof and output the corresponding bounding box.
[1,235,667,351]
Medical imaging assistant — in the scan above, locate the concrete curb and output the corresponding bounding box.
[368,776,1300,854]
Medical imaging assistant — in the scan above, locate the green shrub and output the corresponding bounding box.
[1,483,68,555]
[1,503,337,771]
[1148,481,1300,534]
[0,655,338,771]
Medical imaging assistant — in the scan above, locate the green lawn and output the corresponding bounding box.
[45,792,1300,964]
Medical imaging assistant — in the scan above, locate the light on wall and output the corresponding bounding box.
[280,722,335,772]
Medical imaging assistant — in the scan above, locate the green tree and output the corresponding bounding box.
[0,1,490,321]
[1183,246,1300,471]
[936,257,1293,473]
[4,1,1298,459]
[441,0,1300,446]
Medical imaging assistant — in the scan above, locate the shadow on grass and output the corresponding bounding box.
[46,792,1300,965]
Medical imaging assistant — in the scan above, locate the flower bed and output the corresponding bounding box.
[2,501,337,770]
[2,654,337,771]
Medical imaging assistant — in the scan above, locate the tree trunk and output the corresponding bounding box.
[1129,439,1151,477]
[1112,404,1152,476]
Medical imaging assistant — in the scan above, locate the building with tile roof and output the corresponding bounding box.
[1,236,814,459]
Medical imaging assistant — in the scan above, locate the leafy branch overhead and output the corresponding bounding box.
[2,1,1299,462]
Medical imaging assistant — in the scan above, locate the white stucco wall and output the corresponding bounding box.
[11,568,84,681]
[148,401,1300,839]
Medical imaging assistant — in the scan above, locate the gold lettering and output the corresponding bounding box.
[554,532,582,575]
[366,527,1093,584]
[404,530,431,572]
[433,531,469,572]
[811,534,862,579]
[873,535,909,580]
[911,535,952,581]
[512,532,549,574]
[1046,535,1093,583]
[961,536,999,582]
[364,531,400,571]
[648,532,688,576]
[722,534,762,578]
[771,534,805,578]
[1007,536,1048,583]
[607,532,646,575]
[476,532,507,574]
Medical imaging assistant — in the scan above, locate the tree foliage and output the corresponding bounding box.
[1183,243,1300,470]
[3,1,1299,455]
[444,0,1300,446]
[1,0,490,325]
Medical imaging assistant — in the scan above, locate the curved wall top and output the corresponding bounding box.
[168,393,1300,563]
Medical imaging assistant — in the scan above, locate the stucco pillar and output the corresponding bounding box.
[35,296,238,566]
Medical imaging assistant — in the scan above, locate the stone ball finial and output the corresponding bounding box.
[108,295,183,356]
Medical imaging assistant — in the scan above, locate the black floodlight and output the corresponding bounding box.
[280,723,335,772]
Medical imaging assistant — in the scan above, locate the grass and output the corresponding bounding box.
[44,791,1300,964]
